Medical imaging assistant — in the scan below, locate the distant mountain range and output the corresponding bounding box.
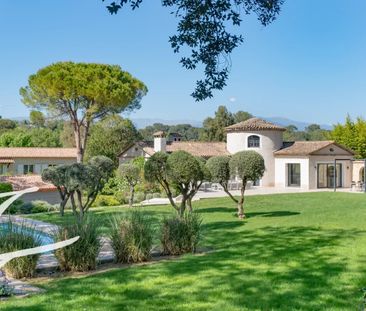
[131,117,332,131]
[7,116,333,131]
[260,117,332,131]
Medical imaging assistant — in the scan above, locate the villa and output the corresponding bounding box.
[0,147,77,203]
[119,118,357,190]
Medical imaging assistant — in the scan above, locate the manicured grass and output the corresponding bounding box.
[3,192,366,310]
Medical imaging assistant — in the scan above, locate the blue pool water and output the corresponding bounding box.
[0,223,54,245]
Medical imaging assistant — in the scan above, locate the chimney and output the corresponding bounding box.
[153,131,166,152]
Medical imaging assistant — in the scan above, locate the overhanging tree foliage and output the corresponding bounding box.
[103,0,283,100]
[20,62,147,162]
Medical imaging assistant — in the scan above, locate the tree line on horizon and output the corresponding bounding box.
[2,104,357,163]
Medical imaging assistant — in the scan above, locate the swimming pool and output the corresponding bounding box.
[0,223,54,245]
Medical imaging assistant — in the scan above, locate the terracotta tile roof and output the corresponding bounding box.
[0,175,57,192]
[0,148,77,158]
[225,117,286,132]
[274,140,355,156]
[166,141,228,157]
[140,141,229,158]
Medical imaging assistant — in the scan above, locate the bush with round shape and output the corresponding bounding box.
[133,192,145,203]
[145,193,154,201]
[110,210,154,263]
[92,195,120,207]
[53,217,101,272]
[0,222,42,278]
[160,212,202,255]
[229,151,265,218]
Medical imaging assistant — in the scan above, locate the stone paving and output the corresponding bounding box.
[141,186,356,206]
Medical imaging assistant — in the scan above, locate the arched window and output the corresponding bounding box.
[248,135,260,148]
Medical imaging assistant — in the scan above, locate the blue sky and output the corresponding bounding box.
[1,0,366,125]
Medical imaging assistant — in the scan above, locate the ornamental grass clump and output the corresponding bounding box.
[54,217,100,272]
[110,210,154,263]
[160,212,202,255]
[0,222,42,278]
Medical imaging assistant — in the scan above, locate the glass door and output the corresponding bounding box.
[317,164,342,188]
[318,164,327,188]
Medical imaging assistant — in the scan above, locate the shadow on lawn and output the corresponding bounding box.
[246,210,300,218]
[157,225,364,310]
[5,213,364,310]
[198,207,300,218]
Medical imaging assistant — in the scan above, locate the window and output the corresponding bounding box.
[287,163,301,187]
[0,165,7,175]
[248,135,260,148]
[23,165,34,175]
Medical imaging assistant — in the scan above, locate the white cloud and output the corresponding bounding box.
[229,97,236,103]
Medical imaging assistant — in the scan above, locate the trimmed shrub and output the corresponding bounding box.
[93,195,120,207]
[0,278,14,297]
[114,191,129,205]
[110,210,154,263]
[0,182,12,193]
[145,193,154,201]
[0,183,22,214]
[160,212,202,255]
[133,192,145,203]
[54,217,101,272]
[152,192,162,199]
[0,222,42,278]
[18,200,56,214]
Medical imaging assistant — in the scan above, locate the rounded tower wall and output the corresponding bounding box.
[226,130,283,186]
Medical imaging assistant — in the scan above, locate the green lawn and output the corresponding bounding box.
[3,192,366,310]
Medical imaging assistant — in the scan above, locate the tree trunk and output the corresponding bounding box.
[73,120,90,163]
[59,200,66,216]
[237,180,247,219]
[75,190,84,222]
[187,198,193,212]
[178,193,188,217]
[70,193,78,219]
[129,185,135,208]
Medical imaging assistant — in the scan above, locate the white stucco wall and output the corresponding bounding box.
[227,130,283,187]
[274,157,310,189]
[154,137,166,152]
[119,144,149,164]
[1,158,76,176]
[353,160,364,183]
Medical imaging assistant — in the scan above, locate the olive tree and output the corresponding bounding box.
[118,162,141,207]
[144,151,207,216]
[229,151,265,218]
[20,62,147,162]
[42,165,70,216]
[206,155,237,203]
[43,156,114,221]
[186,157,211,212]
